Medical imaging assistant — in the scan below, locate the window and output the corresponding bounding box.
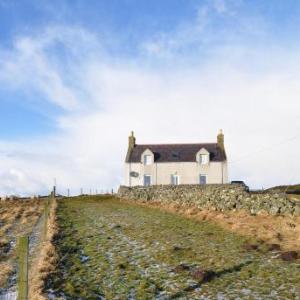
[144,175,151,186]
[171,151,180,160]
[144,155,152,165]
[200,154,209,165]
[199,174,207,185]
[171,174,180,185]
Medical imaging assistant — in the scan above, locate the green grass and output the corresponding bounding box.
[49,196,300,299]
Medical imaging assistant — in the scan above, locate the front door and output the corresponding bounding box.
[171,174,180,185]
[144,175,151,186]
[199,174,207,185]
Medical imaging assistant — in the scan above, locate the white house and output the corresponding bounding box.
[124,130,228,186]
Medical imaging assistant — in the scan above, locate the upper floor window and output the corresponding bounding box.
[199,154,209,165]
[171,151,180,160]
[144,155,152,165]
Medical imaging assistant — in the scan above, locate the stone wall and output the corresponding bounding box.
[118,184,300,216]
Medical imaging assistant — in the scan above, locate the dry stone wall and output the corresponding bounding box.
[118,184,300,216]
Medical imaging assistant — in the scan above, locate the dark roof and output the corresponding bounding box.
[127,143,226,163]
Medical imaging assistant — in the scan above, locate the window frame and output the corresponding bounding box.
[199,154,209,165]
[143,154,152,165]
[144,174,152,186]
[199,174,207,185]
[171,174,180,185]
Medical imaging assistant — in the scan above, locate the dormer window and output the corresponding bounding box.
[171,151,180,160]
[196,148,210,165]
[199,154,209,165]
[144,155,152,165]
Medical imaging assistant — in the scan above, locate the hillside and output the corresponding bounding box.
[45,196,300,299]
[266,184,300,194]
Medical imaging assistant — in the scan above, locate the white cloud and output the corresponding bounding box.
[0,19,300,196]
[141,0,265,58]
[213,0,227,14]
[0,26,101,111]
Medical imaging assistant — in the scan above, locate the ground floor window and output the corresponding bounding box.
[144,174,151,186]
[199,174,207,185]
[171,174,180,185]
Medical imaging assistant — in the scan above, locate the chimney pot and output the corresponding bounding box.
[217,129,225,151]
[126,131,136,162]
[128,131,136,148]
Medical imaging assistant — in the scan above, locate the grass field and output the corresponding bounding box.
[267,184,300,194]
[47,196,300,299]
[0,199,43,289]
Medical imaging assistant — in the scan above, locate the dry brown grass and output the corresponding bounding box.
[0,262,13,287]
[0,199,43,236]
[0,224,12,237]
[0,199,44,289]
[288,194,300,201]
[28,198,58,300]
[0,237,9,248]
[123,200,300,251]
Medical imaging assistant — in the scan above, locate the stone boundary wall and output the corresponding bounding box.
[118,184,300,216]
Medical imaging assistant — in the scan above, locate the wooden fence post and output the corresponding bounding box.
[43,198,50,239]
[17,236,29,300]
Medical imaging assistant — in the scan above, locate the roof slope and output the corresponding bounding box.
[127,143,226,163]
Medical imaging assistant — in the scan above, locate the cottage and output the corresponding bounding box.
[124,130,228,186]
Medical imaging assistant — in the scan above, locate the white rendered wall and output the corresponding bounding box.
[125,161,228,186]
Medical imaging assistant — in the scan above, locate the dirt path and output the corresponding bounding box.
[49,196,300,299]
[0,212,45,299]
[0,200,44,298]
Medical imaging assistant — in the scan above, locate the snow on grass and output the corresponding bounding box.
[48,196,300,299]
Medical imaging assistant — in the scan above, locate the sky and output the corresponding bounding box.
[0,0,300,196]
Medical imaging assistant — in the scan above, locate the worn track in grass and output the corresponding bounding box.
[0,199,43,294]
[49,196,300,299]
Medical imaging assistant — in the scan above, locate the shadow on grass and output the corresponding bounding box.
[169,260,253,299]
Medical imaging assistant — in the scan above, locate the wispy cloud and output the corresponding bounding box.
[0,26,102,111]
[213,0,228,14]
[141,0,266,59]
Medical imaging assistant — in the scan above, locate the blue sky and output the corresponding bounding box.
[0,0,300,195]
